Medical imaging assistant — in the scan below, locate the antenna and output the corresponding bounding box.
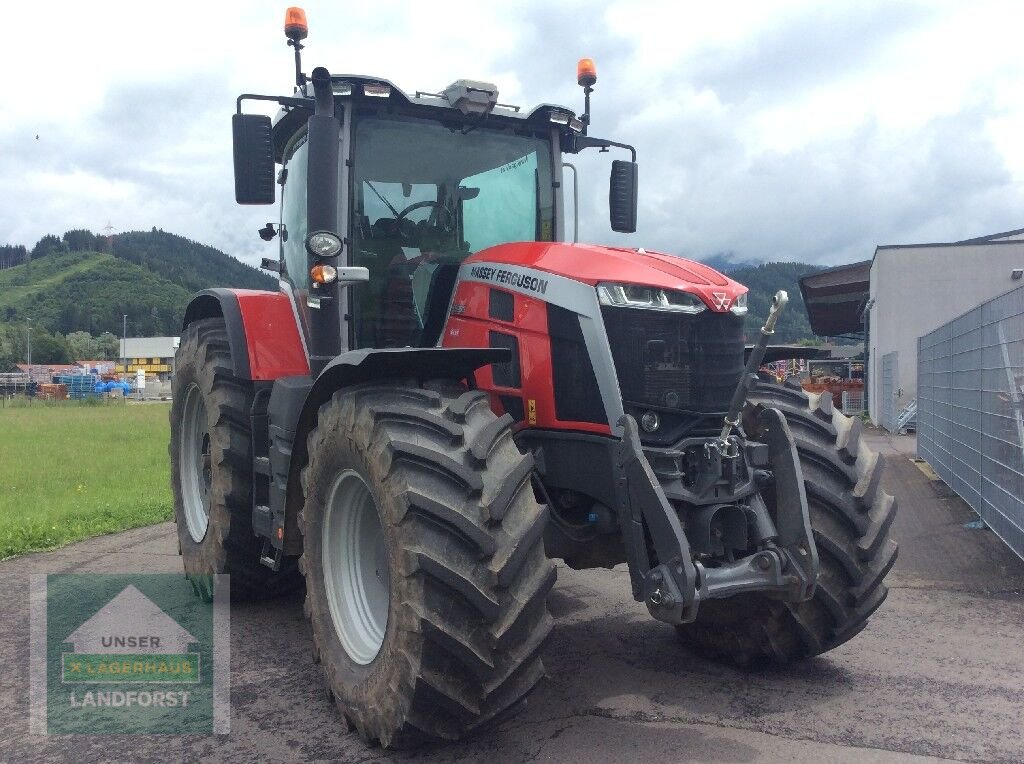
[102,221,116,252]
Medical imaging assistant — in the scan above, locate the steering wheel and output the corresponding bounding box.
[395,200,455,243]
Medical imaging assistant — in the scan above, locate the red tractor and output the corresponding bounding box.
[171,8,897,747]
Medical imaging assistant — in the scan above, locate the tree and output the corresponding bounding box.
[27,328,71,365]
[0,323,70,366]
[0,244,27,269]
[63,229,99,252]
[31,234,66,260]
[97,332,120,359]
[65,331,97,361]
[58,303,88,334]
[0,325,18,372]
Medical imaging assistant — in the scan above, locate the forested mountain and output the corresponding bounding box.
[0,229,275,369]
[111,229,273,294]
[0,228,271,290]
[0,251,192,336]
[0,228,273,336]
[703,260,824,344]
[696,252,760,273]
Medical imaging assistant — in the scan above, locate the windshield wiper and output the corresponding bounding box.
[366,181,401,218]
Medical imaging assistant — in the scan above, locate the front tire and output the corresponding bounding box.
[675,379,898,664]
[300,381,555,748]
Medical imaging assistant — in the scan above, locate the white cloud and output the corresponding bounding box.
[1,0,1022,268]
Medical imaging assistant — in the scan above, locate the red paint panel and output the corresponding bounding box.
[465,242,748,313]
[231,289,309,380]
[443,282,612,436]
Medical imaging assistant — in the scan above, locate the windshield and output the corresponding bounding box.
[351,115,555,349]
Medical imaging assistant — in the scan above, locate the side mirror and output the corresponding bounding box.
[609,159,638,233]
[232,114,275,205]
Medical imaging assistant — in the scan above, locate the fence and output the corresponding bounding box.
[0,372,30,396]
[841,389,865,415]
[917,285,1024,561]
[881,351,898,432]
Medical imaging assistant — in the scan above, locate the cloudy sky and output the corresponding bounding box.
[1,0,1022,268]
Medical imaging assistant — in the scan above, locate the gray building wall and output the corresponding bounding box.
[868,242,1024,424]
[121,336,180,359]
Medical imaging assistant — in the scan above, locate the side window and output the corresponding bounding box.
[281,137,309,289]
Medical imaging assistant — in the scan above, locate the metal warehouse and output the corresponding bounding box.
[801,227,1024,429]
[115,336,180,381]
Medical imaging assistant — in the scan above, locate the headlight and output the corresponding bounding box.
[730,291,748,316]
[596,282,707,314]
[305,231,343,258]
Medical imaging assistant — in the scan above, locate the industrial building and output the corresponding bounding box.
[801,227,1024,428]
[114,336,180,381]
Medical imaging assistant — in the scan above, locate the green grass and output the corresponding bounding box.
[0,401,172,559]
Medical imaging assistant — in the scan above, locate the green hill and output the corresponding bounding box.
[0,228,275,338]
[111,229,274,295]
[0,251,192,337]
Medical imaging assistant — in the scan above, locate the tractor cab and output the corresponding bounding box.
[303,79,562,350]
[234,34,637,371]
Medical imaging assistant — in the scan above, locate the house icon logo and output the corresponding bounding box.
[62,584,200,684]
[32,573,229,735]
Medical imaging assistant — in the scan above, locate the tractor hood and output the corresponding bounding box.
[465,242,748,313]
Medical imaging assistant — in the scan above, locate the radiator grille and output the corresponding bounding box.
[601,307,745,416]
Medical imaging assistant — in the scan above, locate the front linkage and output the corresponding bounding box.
[612,291,819,625]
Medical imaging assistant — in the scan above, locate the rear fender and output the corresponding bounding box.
[182,288,309,380]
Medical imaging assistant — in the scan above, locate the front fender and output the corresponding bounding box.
[182,288,308,380]
[276,346,509,554]
[296,347,510,452]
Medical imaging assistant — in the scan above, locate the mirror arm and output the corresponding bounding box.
[569,134,636,162]
[235,93,311,115]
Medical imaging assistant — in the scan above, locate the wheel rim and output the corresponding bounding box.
[322,469,390,665]
[180,383,212,543]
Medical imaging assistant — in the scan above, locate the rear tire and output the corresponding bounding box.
[299,381,555,748]
[675,378,898,664]
[170,318,301,601]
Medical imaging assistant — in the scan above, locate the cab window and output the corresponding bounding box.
[281,136,309,291]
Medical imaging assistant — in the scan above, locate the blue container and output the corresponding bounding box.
[56,374,100,399]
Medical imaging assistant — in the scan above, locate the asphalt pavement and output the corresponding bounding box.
[2,430,1023,763]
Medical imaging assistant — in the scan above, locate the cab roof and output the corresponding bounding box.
[271,73,579,162]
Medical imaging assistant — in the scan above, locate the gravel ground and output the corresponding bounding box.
[2,430,1022,763]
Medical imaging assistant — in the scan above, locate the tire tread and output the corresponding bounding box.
[299,381,555,747]
[675,379,898,663]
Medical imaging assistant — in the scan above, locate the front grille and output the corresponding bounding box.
[601,307,745,418]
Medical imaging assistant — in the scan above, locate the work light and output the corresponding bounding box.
[306,231,343,258]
